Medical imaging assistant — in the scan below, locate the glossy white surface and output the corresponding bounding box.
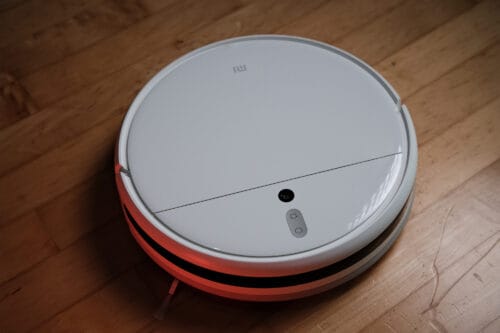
[119,35,416,264]
[157,153,403,256]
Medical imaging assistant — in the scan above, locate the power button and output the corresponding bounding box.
[286,209,307,238]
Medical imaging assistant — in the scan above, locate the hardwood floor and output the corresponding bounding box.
[0,0,499,332]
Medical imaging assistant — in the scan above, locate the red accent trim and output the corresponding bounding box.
[122,207,338,301]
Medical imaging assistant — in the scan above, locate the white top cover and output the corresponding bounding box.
[118,36,416,267]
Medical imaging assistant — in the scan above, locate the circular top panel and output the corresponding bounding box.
[120,35,410,258]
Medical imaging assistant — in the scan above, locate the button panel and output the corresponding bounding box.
[286,209,307,238]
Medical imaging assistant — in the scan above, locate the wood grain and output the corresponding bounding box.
[414,97,500,215]
[361,163,500,332]
[0,72,38,128]
[334,0,476,64]
[0,219,146,332]
[0,112,122,223]
[37,170,122,249]
[33,269,156,332]
[0,1,499,332]
[0,0,104,48]
[0,0,26,13]
[408,43,500,145]
[275,0,402,41]
[377,0,500,98]
[0,0,177,78]
[0,211,58,284]
[174,0,329,53]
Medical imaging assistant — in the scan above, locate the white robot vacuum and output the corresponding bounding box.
[115,35,417,301]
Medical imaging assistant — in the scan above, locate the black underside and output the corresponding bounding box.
[125,205,403,288]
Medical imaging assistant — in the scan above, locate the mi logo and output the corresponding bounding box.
[233,64,247,73]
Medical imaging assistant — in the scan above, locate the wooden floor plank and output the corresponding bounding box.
[0,66,141,176]
[36,170,121,249]
[0,211,58,285]
[362,233,500,333]
[0,0,104,48]
[0,0,177,78]
[0,218,145,332]
[0,0,26,12]
[361,161,500,332]
[363,238,500,332]
[414,97,500,215]
[0,72,38,129]
[275,0,402,42]
[19,0,249,109]
[33,269,155,333]
[482,316,500,333]
[143,291,274,333]
[0,112,122,223]
[334,0,476,64]
[407,42,500,145]
[463,159,500,214]
[170,0,328,54]
[377,0,500,98]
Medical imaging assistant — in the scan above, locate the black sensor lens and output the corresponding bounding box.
[278,189,294,202]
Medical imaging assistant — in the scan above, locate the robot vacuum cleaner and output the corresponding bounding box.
[115,35,417,301]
